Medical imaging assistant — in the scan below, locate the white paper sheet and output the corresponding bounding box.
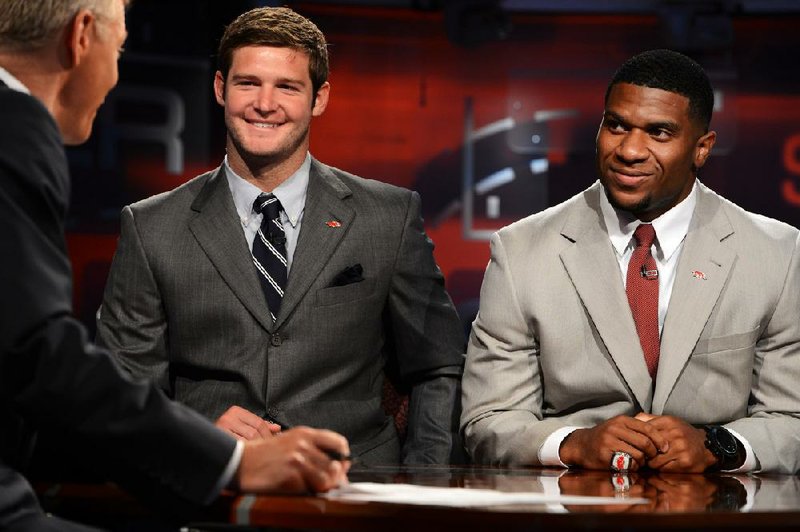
[324,482,649,507]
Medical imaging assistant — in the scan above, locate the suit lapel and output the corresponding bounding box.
[560,183,654,410]
[188,168,273,332]
[274,160,354,328]
[652,185,736,412]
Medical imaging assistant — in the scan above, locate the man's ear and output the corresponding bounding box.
[64,9,96,68]
[694,130,717,169]
[311,81,330,117]
[214,71,226,106]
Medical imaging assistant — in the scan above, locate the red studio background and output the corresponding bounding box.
[64,1,800,332]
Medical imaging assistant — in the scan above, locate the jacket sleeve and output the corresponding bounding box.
[96,205,172,394]
[385,190,465,464]
[460,231,559,465]
[727,231,800,474]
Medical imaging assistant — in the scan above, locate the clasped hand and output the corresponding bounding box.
[560,413,718,473]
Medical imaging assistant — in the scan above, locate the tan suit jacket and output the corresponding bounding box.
[461,181,800,473]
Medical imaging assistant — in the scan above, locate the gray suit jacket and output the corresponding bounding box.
[97,159,464,465]
[461,181,800,473]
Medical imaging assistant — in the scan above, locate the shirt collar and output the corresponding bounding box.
[0,66,31,94]
[600,180,698,262]
[224,153,311,228]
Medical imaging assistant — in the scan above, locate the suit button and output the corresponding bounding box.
[270,333,282,347]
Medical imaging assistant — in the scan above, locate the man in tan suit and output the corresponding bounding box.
[461,49,800,474]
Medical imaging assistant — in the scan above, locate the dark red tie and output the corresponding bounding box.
[626,224,660,378]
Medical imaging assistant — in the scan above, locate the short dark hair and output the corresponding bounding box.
[217,7,329,97]
[605,49,714,131]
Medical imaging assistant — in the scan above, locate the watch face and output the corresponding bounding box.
[713,427,738,456]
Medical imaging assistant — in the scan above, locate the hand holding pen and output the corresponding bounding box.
[236,426,352,494]
[266,412,355,463]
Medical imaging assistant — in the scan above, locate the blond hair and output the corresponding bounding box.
[0,0,124,51]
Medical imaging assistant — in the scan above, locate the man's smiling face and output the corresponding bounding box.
[596,82,716,221]
[215,45,329,172]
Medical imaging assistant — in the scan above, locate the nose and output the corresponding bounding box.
[254,86,278,113]
[615,129,648,163]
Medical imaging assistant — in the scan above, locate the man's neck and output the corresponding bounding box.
[225,144,309,193]
[0,47,63,107]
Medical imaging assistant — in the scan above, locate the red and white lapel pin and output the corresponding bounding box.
[691,270,707,280]
[326,220,341,228]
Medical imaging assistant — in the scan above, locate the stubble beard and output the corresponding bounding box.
[227,118,310,172]
[604,186,653,217]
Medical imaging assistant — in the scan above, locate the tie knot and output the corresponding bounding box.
[633,223,656,248]
[254,193,282,220]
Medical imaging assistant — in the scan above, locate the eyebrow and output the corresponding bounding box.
[604,111,680,133]
[228,73,307,86]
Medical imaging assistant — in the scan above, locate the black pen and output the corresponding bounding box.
[264,413,289,431]
[264,413,354,463]
[323,449,354,462]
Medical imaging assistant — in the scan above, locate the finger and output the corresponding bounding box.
[267,422,282,434]
[216,417,253,440]
[624,418,670,454]
[233,407,268,427]
[233,424,262,441]
[607,446,643,471]
[614,427,660,460]
[292,443,342,493]
[254,420,276,439]
[308,428,351,458]
[650,454,682,472]
[227,430,247,441]
[229,408,275,440]
[602,421,659,461]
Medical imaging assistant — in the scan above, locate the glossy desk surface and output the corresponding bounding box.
[38,465,800,530]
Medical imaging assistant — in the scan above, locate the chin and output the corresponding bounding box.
[62,129,92,146]
[606,189,651,215]
[61,115,96,146]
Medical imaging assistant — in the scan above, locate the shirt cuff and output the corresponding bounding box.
[538,426,582,467]
[204,439,244,504]
[724,427,758,473]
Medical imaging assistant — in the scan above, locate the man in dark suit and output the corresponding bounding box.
[96,6,464,465]
[0,1,349,529]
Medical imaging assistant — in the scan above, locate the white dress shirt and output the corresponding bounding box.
[224,153,311,273]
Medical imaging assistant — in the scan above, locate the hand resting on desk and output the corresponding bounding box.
[216,405,281,440]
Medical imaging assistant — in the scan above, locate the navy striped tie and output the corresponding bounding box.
[252,193,287,322]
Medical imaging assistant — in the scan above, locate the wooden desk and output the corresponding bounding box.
[38,465,800,531]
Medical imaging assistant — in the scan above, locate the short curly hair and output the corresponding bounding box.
[605,49,714,131]
[217,7,328,98]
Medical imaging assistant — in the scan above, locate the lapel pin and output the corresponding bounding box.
[326,220,341,228]
[691,270,707,280]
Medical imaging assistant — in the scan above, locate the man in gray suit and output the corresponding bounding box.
[461,49,800,474]
[97,6,464,465]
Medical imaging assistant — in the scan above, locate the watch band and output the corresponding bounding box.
[704,425,745,471]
